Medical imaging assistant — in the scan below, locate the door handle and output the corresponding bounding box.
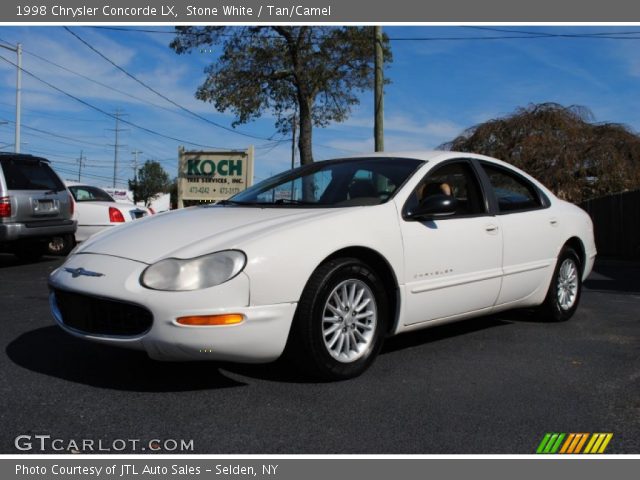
[549,217,559,226]
[485,224,499,233]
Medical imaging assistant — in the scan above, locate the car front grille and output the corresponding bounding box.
[52,289,153,337]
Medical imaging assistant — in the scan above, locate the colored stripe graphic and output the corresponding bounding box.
[597,433,614,453]
[537,433,613,454]
[584,433,613,454]
[559,433,575,454]
[573,433,589,453]
[536,433,552,453]
[536,433,565,453]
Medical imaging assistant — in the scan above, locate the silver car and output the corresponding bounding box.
[0,153,76,261]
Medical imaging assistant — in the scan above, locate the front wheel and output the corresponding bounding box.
[285,258,388,381]
[537,247,582,322]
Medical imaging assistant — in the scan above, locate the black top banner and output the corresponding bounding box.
[2,0,640,22]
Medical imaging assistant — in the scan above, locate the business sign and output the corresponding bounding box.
[177,147,254,207]
[102,188,135,204]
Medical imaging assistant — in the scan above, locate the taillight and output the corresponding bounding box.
[148,207,155,215]
[109,207,125,223]
[0,196,11,218]
[69,193,75,216]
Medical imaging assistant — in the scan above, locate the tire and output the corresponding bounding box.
[537,247,582,322]
[47,234,75,256]
[285,257,388,381]
[13,241,47,263]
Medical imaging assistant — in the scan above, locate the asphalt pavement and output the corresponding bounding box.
[1,254,638,454]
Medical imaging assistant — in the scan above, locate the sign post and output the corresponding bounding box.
[177,146,254,208]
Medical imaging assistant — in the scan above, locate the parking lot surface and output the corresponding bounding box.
[1,254,638,453]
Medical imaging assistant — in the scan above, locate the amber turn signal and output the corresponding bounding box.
[176,314,244,326]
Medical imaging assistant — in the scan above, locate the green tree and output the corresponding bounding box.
[171,26,391,165]
[129,160,171,206]
[442,103,640,203]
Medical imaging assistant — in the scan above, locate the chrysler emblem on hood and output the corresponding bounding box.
[64,267,105,278]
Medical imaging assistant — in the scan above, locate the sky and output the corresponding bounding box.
[1,25,640,188]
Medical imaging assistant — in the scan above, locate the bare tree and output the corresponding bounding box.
[442,103,640,202]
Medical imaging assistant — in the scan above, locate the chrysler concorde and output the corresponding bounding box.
[48,152,596,380]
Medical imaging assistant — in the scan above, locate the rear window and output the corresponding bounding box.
[69,186,115,202]
[480,163,543,212]
[1,157,65,191]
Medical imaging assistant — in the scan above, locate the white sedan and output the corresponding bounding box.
[66,182,151,242]
[48,152,596,380]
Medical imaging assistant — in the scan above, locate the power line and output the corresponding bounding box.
[4,35,305,152]
[1,41,207,123]
[0,116,107,148]
[462,26,640,39]
[90,25,640,41]
[64,26,279,142]
[53,166,129,185]
[0,100,101,123]
[58,29,375,155]
[0,52,234,150]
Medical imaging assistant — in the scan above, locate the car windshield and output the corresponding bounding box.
[69,185,115,202]
[227,157,423,207]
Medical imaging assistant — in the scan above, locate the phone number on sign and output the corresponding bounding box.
[189,187,240,195]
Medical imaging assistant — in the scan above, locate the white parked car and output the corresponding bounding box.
[66,182,151,242]
[48,152,596,380]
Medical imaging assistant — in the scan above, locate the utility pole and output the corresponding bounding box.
[15,43,21,154]
[374,26,384,152]
[0,42,22,153]
[131,149,143,182]
[291,111,297,170]
[108,109,127,188]
[77,150,85,181]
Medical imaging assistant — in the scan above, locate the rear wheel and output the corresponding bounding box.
[286,258,388,381]
[47,234,75,256]
[537,247,582,322]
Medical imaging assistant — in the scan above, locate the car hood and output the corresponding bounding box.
[76,205,342,264]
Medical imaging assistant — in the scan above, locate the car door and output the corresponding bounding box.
[399,159,503,326]
[478,161,561,307]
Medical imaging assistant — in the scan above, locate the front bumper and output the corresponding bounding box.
[49,253,296,363]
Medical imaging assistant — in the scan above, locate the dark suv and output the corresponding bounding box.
[0,153,76,261]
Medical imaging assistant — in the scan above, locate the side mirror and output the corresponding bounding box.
[405,194,458,221]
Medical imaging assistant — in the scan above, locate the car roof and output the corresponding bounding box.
[64,181,107,189]
[0,153,51,163]
[341,150,519,169]
[338,150,552,192]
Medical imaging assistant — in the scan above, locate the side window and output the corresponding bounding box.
[406,161,486,217]
[481,163,542,213]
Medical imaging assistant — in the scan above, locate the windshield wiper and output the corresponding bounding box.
[274,198,315,205]
[218,198,316,206]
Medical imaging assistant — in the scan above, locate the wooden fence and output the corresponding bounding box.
[581,189,640,259]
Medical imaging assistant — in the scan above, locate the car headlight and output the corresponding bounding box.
[140,250,246,291]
